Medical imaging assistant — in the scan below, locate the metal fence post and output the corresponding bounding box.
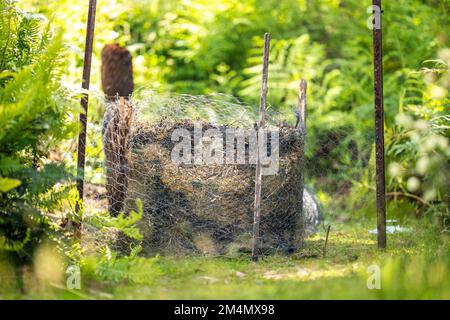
[74,0,97,237]
[372,0,387,249]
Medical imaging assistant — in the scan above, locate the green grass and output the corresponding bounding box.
[1,221,449,300]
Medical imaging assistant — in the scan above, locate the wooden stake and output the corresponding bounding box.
[101,44,134,216]
[296,79,307,247]
[74,0,97,237]
[323,225,331,258]
[296,79,307,133]
[252,32,270,262]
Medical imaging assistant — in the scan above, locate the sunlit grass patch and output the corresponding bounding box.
[1,222,448,299]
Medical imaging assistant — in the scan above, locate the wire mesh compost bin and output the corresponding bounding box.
[103,89,322,256]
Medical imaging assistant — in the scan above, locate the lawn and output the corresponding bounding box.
[2,220,447,300]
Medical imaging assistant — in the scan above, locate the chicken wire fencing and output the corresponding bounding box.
[94,89,375,257]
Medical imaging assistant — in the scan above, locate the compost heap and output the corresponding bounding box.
[104,92,321,255]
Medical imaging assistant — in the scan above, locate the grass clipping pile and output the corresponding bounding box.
[106,93,309,256]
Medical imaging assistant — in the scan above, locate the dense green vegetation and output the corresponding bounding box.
[0,1,77,270]
[0,0,449,299]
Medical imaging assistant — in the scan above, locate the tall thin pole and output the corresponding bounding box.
[75,0,97,235]
[252,32,270,262]
[297,79,307,247]
[296,79,307,133]
[372,0,386,249]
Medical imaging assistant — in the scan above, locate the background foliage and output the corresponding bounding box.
[0,0,448,298]
[23,0,447,225]
[0,0,77,267]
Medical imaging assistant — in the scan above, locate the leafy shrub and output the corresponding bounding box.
[0,0,76,266]
[386,57,449,229]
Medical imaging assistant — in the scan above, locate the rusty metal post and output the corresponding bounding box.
[75,0,97,235]
[372,0,386,249]
[252,32,270,262]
